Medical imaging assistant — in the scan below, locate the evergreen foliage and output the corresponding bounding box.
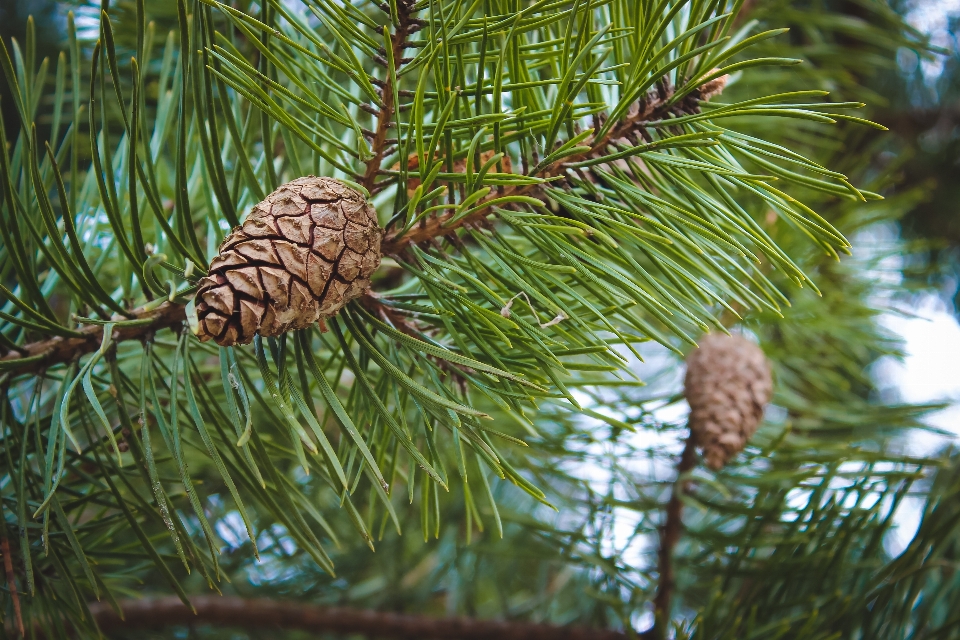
[0,0,953,637]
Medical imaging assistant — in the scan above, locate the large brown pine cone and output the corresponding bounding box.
[195,177,382,346]
[684,333,773,470]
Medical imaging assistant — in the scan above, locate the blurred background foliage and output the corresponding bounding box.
[1,0,959,638]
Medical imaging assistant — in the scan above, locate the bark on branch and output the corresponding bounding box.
[1,537,24,637]
[81,596,630,640]
[0,300,186,377]
[361,0,415,192]
[650,432,698,640]
[380,79,722,255]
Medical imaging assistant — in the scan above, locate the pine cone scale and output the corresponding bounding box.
[313,229,346,262]
[195,177,382,346]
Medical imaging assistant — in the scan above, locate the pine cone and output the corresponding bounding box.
[684,334,773,470]
[194,177,382,346]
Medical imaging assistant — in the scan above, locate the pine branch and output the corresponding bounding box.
[0,301,185,376]
[381,77,726,255]
[651,432,698,640]
[0,75,727,376]
[1,537,23,638]
[361,0,416,191]
[74,596,632,640]
[0,1,939,635]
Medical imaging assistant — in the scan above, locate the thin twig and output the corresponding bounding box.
[361,0,415,192]
[380,82,711,255]
[72,596,631,640]
[0,300,186,376]
[651,431,698,640]
[1,536,24,637]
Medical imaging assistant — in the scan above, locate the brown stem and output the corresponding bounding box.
[76,596,630,640]
[1,537,24,637]
[361,1,414,192]
[0,300,186,377]
[0,76,727,376]
[381,82,709,255]
[650,431,698,640]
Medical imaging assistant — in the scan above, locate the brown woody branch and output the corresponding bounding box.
[1,537,24,637]
[381,78,723,255]
[79,596,631,640]
[361,0,415,192]
[650,432,698,640]
[0,76,726,376]
[0,301,186,377]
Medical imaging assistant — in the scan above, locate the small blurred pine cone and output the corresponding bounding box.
[684,333,773,470]
[194,177,382,346]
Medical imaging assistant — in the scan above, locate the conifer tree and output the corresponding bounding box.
[0,0,952,638]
